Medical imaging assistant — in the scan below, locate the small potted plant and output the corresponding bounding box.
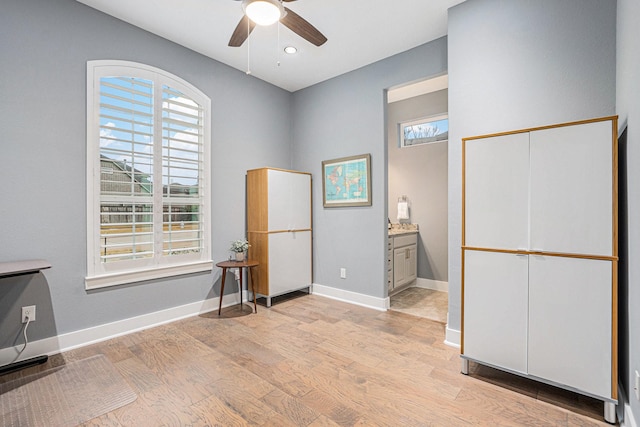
[229,238,250,261]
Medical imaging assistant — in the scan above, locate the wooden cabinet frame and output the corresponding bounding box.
[247,168,313,307]
[460,116,618,422]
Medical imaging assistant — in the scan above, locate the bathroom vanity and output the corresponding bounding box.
[388,224,418,295]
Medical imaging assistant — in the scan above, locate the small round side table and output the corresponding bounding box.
[215,260,259,315]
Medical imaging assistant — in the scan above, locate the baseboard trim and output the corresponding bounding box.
[0,293,242,366]
[623,401,639,427]
[444,325,461,348]
[415,278,449,292]
[311,283,387,311]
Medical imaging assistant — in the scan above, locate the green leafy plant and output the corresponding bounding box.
[229,238,250,253]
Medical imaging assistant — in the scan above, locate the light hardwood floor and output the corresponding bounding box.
[1,294,613,426]
[389,287,448,323]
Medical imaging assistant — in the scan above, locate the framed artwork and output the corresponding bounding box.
[322,154,372,207]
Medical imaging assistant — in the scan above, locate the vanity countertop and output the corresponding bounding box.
[388,223,419,236]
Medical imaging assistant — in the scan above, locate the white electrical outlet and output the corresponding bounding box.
[22,305,36,323]
[340,268,346,279]
[635,370,640,401]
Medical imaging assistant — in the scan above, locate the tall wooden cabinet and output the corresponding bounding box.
[461,117,618,422]
[247,168,312,307]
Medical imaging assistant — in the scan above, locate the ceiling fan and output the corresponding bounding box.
[228,0,327,48]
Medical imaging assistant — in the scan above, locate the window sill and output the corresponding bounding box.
[85,260,213,290]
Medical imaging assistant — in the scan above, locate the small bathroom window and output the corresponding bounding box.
[399,113,448,147]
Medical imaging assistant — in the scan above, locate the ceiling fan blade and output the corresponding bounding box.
[228,15,256,47]
[281,7,327,46]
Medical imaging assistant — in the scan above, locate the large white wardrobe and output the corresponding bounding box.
[247,167,312,307]
[461,117,618,422]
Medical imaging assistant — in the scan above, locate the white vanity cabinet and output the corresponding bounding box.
[461,116,618,422]
[388,232,417,294]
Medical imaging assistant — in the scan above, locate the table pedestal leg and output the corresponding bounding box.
[249,267,257,313]
[218,267,227,315]
[239,267,243,307]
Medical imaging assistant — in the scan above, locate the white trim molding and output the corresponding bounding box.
[444,313,461,348]
[415,278,449,292]
[619,382,639,427]
[85,260,213,289]
[311,283,387,311]
[623,403,638,427]
[445,326,461,348]
[0,293,242,366]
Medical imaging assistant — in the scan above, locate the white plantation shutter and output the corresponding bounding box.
[99,76,155,262]
[161,85,204,256]
[86,61,211,289]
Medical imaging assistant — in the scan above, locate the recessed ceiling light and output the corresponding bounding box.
[284,46,297,54]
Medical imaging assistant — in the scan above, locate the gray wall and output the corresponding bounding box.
[2,5,634,421]
[291,39,448,298]
[388,90,448,282]
[447,0,616,334]
[0,0,292,352]
[617,0,640,421]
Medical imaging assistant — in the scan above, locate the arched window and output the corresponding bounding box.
[86,61,212,289]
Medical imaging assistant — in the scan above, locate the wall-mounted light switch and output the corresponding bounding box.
[340,268,346,279]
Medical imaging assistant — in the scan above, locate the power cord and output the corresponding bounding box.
[20,314,31,353]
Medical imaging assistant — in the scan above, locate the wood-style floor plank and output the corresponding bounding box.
[113,355,165,394]
[261,388,321,425]
[8,293,613,426]
[78,411,123,427]
[137,384,209,426]
[190,393,249,427]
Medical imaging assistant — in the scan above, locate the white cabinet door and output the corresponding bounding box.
[463,250,529,374]
[268,230,312,296]
[528,255,612,398]
[406,245,417,283]
[529,121,613,256]
[394,245,417,286]
[393,247,407,287]
[465,133,530,250]
[268,169,311,231]
[392,234,417,289]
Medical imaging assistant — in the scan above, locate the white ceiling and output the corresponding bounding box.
[75,0,464,92]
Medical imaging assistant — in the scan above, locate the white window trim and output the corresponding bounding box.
[399,113,449,148]
[86,60,212,290]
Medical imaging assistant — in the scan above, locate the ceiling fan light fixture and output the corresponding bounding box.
[243,0,284,26]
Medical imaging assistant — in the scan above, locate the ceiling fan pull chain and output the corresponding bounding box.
[246,15,252,75]
[277,21,281,67]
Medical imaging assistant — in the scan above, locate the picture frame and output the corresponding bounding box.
[322,153,372,207]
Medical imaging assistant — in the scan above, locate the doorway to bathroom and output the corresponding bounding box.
[387,74,449,324]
